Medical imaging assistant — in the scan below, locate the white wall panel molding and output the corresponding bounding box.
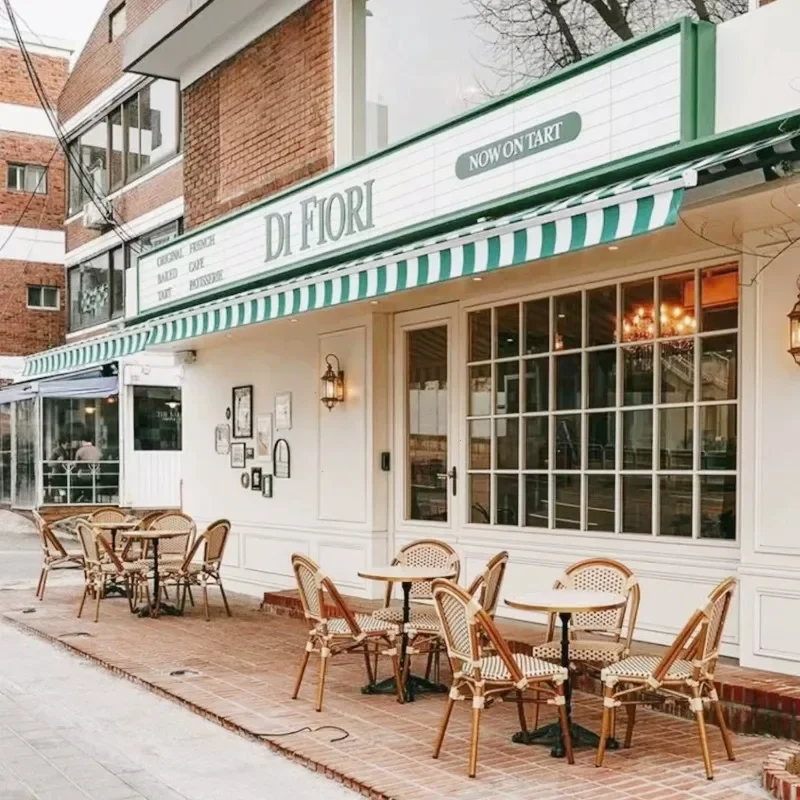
[754,587,800,664]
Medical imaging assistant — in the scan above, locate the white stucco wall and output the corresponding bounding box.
[716,0,800,134]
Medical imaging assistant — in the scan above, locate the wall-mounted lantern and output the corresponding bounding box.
[321,353,345,410]
[789,280,800,365]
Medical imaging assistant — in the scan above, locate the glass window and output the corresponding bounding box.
[109,2,126,40]
[69,254,110,331]
[0,404,11,504]
[124,92,141,178]
[133,387,181,451]
[42,397,120,505]
[109,106,124,190]
[111,247,125,317]
[15,399,37,508]
[27,285,59,310]
[465,263,739,539]
[7,163,46,193]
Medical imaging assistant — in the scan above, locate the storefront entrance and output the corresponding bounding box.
[394,305,460,536]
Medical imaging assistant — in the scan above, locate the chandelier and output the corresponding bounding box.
[621,303,696,343]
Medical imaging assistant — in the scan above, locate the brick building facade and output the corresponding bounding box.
[0,32,71,357]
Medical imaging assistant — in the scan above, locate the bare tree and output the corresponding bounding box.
[468,0,747,91]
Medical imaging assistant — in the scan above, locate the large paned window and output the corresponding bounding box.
[42,397,120,505]
[68,247,124,331]
[14,399,37,508]
[0,404,11,504]
[466,263,739,540]
[68,79,181,215]
[133,387,181,451]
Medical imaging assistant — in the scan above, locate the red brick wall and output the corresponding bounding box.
[65,161,183,253]
[58,0,172,123]
[183,0,334,229]
[0,47,69,108]
[0,134,65,230]
[0,261,65,356]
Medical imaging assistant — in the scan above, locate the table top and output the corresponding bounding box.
[131,529,191,540]
[505,590,626,614]
[92,521,139,530]
[358,566,457,582]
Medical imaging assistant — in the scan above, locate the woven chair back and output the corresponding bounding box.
[76,520,102,567]
[556,558,639,643]
[467,551,508,618]
[202,519,230,566]
[136,511,165,530]
[33,510,67,559]
[699,577,736,665]
[89,507,127,524]
[150,512,195,556]
[291,553,362,636]
[385,539,460,603]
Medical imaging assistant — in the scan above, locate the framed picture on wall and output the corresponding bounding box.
[232,385,253,438]
[251,467,262,491]
[214,424,231,455]
[262,474,273,498]
[275,392,292,430]
[255,413,273,466]
[273,438,290,479]
[230,442,246,468]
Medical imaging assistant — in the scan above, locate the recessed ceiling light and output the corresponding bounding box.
[290,318,298,323]
[370,300,379,305]
[473,276,483,282]
[608,245,619,251]
[557,313,566,319]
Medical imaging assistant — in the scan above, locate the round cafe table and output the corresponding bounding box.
[358,566,456,702]
[92,520,139,597]
[505,589,626,758]
[131,529,190,618]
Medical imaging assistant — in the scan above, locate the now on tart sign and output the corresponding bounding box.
[135,23,706,317]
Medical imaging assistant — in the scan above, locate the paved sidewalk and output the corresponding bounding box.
[0,622,356,800]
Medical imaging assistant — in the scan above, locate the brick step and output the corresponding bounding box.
[263,589,800,741]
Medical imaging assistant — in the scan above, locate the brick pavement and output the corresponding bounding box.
[0,586,777,800]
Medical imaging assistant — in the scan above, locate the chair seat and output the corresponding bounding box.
[479,653,567,682]
[318,613,398,637]
[373,606,435,624]
[601,655,694,682]
[530,639,626,664]
[100,560,151,575]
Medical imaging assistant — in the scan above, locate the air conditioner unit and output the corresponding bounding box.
[83,200,110,230]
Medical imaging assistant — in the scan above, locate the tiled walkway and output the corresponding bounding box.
[0,587,775,800]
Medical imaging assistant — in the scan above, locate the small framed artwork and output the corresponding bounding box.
[214,423,231,455]
[225,407,231,420]
[273,438,290,479]
[275,391,292,430]
[230,442,246,468]
[262,474,273,498]
[246,447,255,459]
[251,467,262,491]
[240,471,250,489]
[255,413,273,466]
[232,385,253,438]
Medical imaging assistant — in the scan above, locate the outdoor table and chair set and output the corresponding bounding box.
[32,508,233,621]
[290,540,737,780]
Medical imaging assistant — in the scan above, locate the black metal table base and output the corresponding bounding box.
[135,602,182,618]
[103,580,128,598]
[362,673,448,703]
[513,722,619,758]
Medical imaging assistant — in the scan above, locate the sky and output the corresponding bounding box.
[4,0,107,55]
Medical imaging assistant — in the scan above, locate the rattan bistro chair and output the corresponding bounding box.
[291,554,404,711]
[165,519,232,621]
[467,551,509,619]
[75,520,150,622]
[431,579,573,778]
[32,510,84,601]
[595,577,737,780]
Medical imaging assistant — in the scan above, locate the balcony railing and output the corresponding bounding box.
[42,460,120,505]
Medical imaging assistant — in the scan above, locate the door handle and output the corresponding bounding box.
[436,467,457,497]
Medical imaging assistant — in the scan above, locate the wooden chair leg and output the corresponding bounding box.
[93,583,102,623]
[219,582,232,617]
[624,703,637,749]
[39,569,49,601]
[468,694,483,778]
[316,650,329,712]
[186,585,195,607]
[362,642,375,685]
[77,585,88,619]
[555,685,574,765]
[532,689,541,730]
[202,584,210,622]
[596,685,614,767]
[292,645,311,700]
[713,698,735,761]
[424,648,435,681]
[433,693,455,758]
[36,567,45,599]
[391,651,404,704]
[692,688,714,780]
[516,689,528,732]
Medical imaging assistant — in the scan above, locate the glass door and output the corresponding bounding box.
[395,305,458,529]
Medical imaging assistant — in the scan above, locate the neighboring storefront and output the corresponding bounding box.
[19,9,800,676]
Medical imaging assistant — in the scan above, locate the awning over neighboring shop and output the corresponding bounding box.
[21,329,149,379]
[0,374,119,404]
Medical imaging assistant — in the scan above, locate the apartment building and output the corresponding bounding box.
[7,0,800,676]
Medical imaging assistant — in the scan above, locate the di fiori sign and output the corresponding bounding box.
[136,32,682,314]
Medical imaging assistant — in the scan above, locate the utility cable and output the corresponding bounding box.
[254,725,350,743]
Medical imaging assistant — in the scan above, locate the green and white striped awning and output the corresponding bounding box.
[22,329,149,378]
[146,179,686,346]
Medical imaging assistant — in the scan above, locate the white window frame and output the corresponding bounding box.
[109,2,127,41]
[463,263,741,542]
[7,163,47,194]
[26,285,60,311]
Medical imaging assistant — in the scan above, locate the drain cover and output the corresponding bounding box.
[169,669,201,677]
[58,632,92,639]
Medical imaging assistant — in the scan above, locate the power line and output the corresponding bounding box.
[0,147,58,256]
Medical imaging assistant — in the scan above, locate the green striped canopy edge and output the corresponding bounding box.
[22,330,149,379]
[147,181,685,346]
